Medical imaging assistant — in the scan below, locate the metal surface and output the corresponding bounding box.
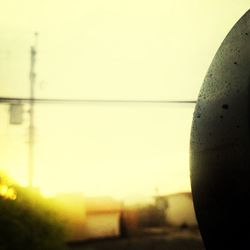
[190,9,250,249]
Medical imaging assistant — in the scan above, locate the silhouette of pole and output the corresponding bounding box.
[28,33,38,188]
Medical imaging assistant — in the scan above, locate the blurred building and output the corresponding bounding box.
[54,194,122,241]
[155,192,198,227]
[84,197,121,240]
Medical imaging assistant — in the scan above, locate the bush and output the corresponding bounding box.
[0,174,68,250]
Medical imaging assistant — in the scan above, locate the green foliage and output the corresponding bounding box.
[0,175,68,250]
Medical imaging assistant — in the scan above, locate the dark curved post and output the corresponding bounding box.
[190,10,250,249]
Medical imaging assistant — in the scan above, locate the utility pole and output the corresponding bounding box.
[28,33,38,188]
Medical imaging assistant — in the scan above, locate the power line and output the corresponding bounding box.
[0,97,197,105]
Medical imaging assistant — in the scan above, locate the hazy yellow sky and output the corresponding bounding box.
[0,1,249,199]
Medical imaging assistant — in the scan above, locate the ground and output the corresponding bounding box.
[68,228,205,250]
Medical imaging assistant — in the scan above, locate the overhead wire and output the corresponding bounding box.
[0,97,196,105]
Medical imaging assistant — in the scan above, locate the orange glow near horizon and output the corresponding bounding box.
[0,102,194,199]
[0,104,193,200]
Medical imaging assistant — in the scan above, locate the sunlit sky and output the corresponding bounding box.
[0,1,249,199]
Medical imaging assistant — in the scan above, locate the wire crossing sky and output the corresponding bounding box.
[0,97,197,104]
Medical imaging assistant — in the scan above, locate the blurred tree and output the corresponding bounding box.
[0,173,68,250]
